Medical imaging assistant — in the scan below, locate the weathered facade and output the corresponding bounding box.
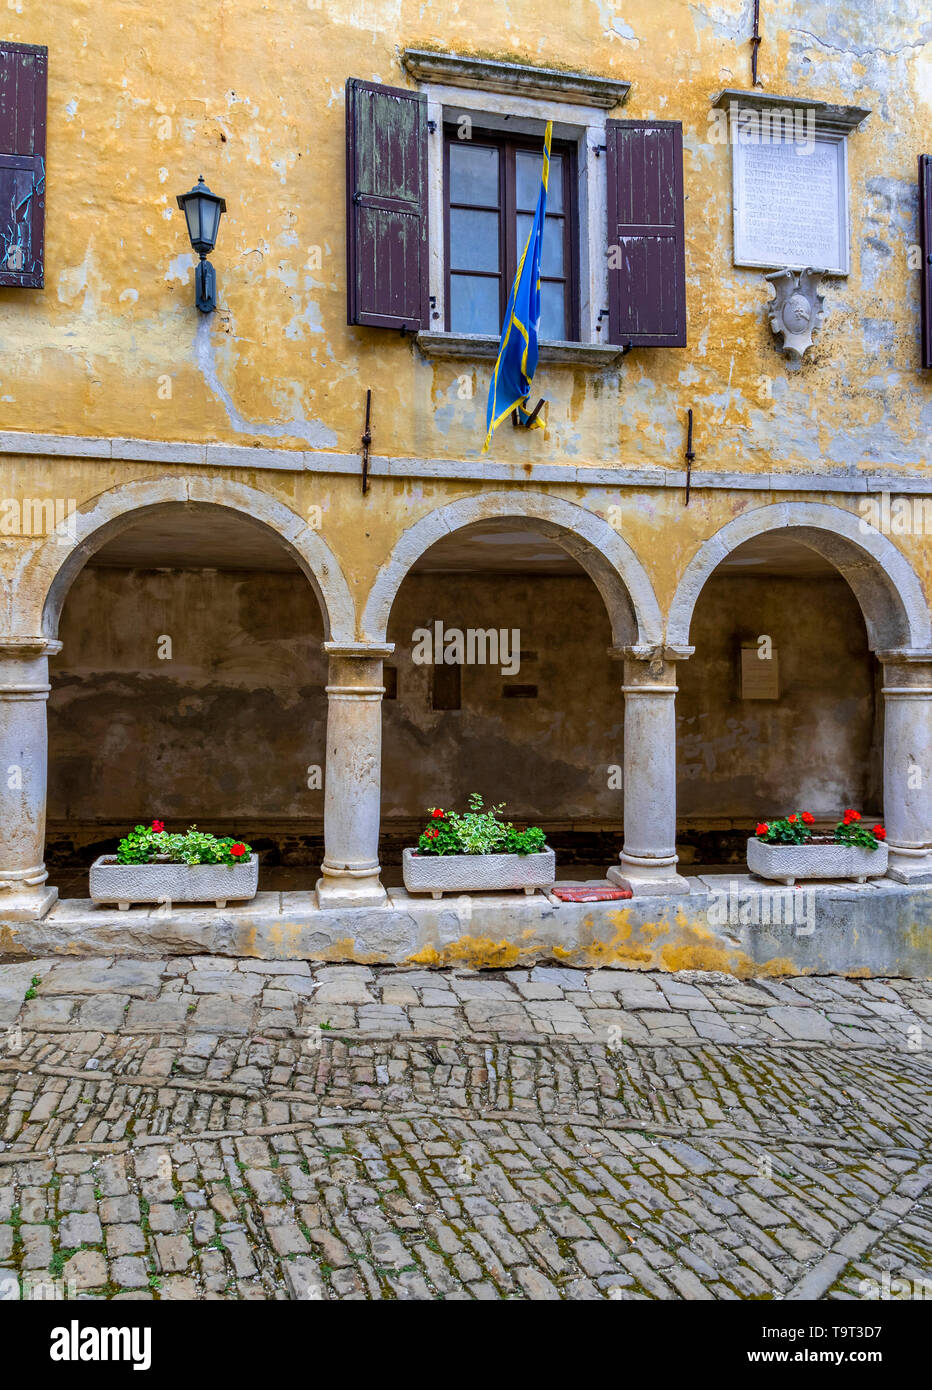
[1,1,931,970]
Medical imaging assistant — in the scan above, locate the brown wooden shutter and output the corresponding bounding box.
[605,120,686,348]
[921,154,932,370]
[346,78,428,331]
[0,41,47,289]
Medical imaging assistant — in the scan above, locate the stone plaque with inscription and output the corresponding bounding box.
[733,136,848,275]
[740,644,780,700]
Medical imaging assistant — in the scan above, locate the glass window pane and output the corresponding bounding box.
[450,275,501,335]
[450,208,499,272]
[516,212,533,260]
[539,280,566,341]
[516,150,563,211]
[449,143,499,206]
[517,212,564,277]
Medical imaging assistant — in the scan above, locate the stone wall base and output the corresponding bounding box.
[2,875,931,978]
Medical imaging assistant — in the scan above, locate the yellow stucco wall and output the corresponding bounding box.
[0,0,930,634]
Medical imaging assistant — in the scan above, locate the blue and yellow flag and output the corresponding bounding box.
[482,120,552,452]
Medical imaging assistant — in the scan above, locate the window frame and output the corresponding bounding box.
[442,124,580,343]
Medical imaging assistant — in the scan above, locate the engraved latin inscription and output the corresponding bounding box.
[735,139,844,272]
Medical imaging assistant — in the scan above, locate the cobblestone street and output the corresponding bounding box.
[1,957,931,1301]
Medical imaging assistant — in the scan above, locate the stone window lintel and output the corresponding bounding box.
[402,48,631,110]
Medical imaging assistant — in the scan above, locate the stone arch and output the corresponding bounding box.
[360,490,663,647]
[666,501,931,653]
[15,475,356,643]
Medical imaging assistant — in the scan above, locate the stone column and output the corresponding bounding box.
[878,652,932,884]
[317,642,393,908]
[607,647,690,895]
[0,638,61,921]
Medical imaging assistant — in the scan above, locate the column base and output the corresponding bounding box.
[315,875,388,909]
[0,885,58,922]
[885,852,932,885]
[608,857,691,897]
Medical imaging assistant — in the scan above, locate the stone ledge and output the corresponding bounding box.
[4,879,931,977]
[402,48,631,109]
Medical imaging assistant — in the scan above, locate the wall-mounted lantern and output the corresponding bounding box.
[176,174,226,312]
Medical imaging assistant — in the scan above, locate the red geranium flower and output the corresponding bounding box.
[756,823,769,836]
[801,812,815,825]
[231,843,246,858]
[872,825,886,840]
[431,808,445,819]
[788,814,798,824]
[151,820,164,833]
[843,808,861,824]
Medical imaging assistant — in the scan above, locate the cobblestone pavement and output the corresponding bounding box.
[1,956,931,1301]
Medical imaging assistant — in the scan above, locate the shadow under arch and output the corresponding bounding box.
[360,490,663,648]
[14,475,356,643]
[666,501,931,654]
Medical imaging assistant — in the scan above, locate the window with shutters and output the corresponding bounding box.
[443,128,579,342]
[0,40,47,289]
[347,53,687,362]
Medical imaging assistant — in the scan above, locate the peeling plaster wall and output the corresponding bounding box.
[45,566,877,850]
[0,0,928,479]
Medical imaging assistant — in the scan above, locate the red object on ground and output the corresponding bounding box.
[552,885,633,902]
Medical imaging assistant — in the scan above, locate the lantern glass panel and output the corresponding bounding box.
[184,199,202,248]
[202,199,221,249]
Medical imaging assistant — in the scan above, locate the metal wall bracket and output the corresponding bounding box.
[361,389,372,495]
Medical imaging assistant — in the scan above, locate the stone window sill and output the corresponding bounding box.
[415,332,627,367]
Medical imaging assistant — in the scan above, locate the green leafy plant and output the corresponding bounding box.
[416,794,546,857]
[504,824,547,855]
[834,809,885,850]
[754,812,813,845]
[115,821,252,866]
[755,809,885,850]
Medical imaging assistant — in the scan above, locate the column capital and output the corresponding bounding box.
[876,648,932,664]
[875,651,932,695]
[0,637,59,699]
[0,636,62,658]
[323,642,394,659]
[609,643,694,664]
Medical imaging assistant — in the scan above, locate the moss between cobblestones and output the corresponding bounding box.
[48,1246,77,1279]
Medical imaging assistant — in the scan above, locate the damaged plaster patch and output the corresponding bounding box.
[593,1,639,43]
[689,0,746,43]
[166,252,196,284]
[194,316,336,447]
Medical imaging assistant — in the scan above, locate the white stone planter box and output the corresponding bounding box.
[402,847,555,899]
[747,838,888,886]
[89,854,259,909]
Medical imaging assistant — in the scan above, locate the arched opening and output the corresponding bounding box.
[377,517,635,880]
[43,502,334,895]
[674,527,902,870]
